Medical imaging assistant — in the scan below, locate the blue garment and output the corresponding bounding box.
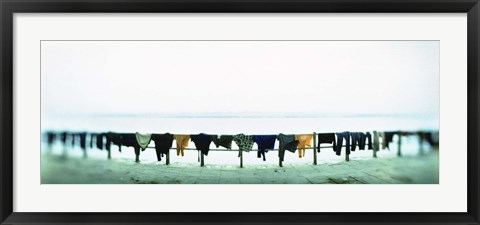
[357,132,373,150]
[252,135,276,161]
[350,132,360,151]
[335,132,350,156]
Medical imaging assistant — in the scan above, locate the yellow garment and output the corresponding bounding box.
[174,134,190,156]
[295,134,313,158]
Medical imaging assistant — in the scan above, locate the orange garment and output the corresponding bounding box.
[295,134,313,158]
[174,134,190,156]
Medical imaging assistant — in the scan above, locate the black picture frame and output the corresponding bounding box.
[1,0,479,224]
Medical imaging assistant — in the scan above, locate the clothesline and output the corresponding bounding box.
[44,130,438,168]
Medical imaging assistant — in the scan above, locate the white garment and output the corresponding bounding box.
[136,133,152,150]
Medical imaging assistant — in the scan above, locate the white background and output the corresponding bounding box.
[14,14,467,212]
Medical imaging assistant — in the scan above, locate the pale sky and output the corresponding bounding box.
[41,41,439,118]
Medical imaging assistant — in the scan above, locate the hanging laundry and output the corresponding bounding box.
[79,132,87,151]
[384,131,398,149]
[174,134,190,156]
[96,133,104,150]
[211,135,233,149]
[89,132,138,159]
[61,132,68,145]
[46,132,56,146]
[105,132,118,152]
[424,132,438,147]
[71,132,76,147]
[252,135,276,161]
[358,132,373,150]
[102,133,112,151]
[122,133,141,162]
[417,131,436,147]
[89,133,95,148]
[372,131,380,151]
[191,133,212,156]
[151,133,174,161]
[317,133,336,152]
[335,132,350,156]
[233,134,254,157]
[295,134,313,158]
[136,133,152,151]
[276,134,298,162]
[350,132,361,151]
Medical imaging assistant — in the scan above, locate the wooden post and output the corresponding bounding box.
[346,151,349,162]
[373,147,377,158]
[200,153,204,167]
[166,152,170,165]
[107,149,111,160]
[397,133,402,157]
[313,132,317,165]
[135,155,139,163]
[240,150,243,168]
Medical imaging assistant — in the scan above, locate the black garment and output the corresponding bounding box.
[357,132,372,150]
[61,132,68,144]
[89,133,95,148]
[424,132,437,146]
[46,132,56,145]
[106,132,123,152]
[121,133,141,159]
[105,133,112,151]
[211,135,233,149]
[350,132,360,151]
[252,135,276,161]
[417,131,437,147]
[79,132,87,151]
[191,133,212,156]
[276,134,298,161]
[104,133,139,161]
[384,131,397,149]
[151,133,174,161]
[317,133,336,152]
[335,132,350,156]
[71,133,76,147]
[96,133,104,150]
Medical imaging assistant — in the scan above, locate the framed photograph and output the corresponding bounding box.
[1,0,479,224]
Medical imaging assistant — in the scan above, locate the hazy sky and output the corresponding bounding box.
[41,41,439,118]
